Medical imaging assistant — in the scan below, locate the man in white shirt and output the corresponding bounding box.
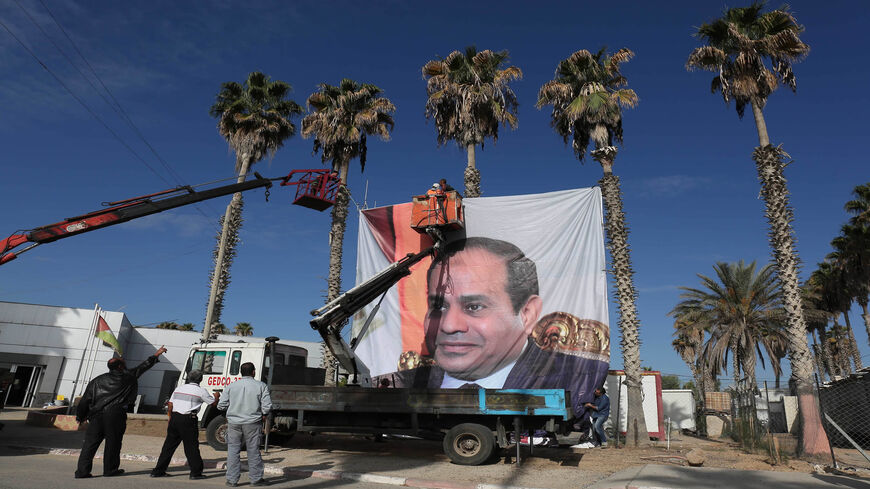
[217,362,272,487]
[150,370,216,479]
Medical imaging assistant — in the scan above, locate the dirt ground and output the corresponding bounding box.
[551,431,870,479]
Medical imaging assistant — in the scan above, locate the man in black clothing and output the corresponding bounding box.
[74,346,167,478]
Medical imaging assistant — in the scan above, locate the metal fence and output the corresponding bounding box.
[720,373,870,470]
[817,369,870,470]
[727,380,805,462]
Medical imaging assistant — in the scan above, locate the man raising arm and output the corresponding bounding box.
[75,346,167,479]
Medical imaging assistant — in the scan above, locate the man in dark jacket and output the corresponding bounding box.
[74,346,167,478]
[584,387,611,447]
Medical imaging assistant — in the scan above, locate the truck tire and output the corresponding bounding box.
[443,423,495,465]
[206,415,228,451]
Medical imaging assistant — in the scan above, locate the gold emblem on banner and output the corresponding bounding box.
[398,350,436,371]
[531,312,610,357]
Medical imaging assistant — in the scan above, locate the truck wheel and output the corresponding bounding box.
[206,415,228,451]
[443,423,495,465]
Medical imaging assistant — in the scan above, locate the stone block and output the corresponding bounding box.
[686,448,705,466]
[705,415,725,437]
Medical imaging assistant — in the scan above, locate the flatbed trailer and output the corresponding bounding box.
[268,385,571,465]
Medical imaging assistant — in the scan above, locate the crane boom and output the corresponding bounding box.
[309,238,443,387]
[1,169,340,266]
[0,174,275,266]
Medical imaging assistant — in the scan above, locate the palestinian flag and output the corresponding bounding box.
[96,315,123,355]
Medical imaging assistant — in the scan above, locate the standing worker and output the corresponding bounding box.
[150,370,216,479]
[584,387,611,448]
[218,362,272,487]
[74,346,167,478]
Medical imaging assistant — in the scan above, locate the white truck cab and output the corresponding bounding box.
[178,338,321,449]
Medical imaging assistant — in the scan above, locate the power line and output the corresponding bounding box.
[0,16,172,186]
[13,0,221,227]
[34,0,192,189]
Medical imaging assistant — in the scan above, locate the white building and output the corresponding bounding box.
[0,301,321,410]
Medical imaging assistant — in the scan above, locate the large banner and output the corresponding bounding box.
[352,188,610,418]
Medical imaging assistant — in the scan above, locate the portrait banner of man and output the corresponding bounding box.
[352,188,609,419]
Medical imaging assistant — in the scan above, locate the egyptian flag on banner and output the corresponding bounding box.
[96,315,123,355]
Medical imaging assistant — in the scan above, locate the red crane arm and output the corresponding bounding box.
[0,173,277,266]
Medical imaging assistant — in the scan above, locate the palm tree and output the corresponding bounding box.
[831,223,870,346]
[210,323,228,338]
[204,72,303,339]
[536,47,647,446]
[672,321,711,435]
[845,183,870,226]
[301,78,395,381]
[671,261,786,394]
[178,323,195,331]
[685,3,827,457]
[156,321,180,330]
[234,322,253,337]
[802,282,837,381]
[422,46,522,197]
[673,319,717,390]
[809,261,862,371]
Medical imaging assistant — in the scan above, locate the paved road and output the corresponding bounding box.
[0,446,399,489]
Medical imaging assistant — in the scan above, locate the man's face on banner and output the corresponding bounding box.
[424,247,541,381]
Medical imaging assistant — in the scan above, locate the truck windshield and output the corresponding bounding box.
[191,350,227,375]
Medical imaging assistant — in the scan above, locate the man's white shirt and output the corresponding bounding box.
[169,383,214,414]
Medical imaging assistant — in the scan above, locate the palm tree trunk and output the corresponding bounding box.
[741,349,757,392]
[810,329,826,382]
[203,153,251,340]
[830,321,849,376]
[751,102,771,147]
[860,301,870,348]
[702,367,716,393]
[731,336,741,387]
[842,312,863,370]
[464,144,481,198]
[750,102,829,457]
[321,156,351,385]
[596,150,650,448]
[818,326,836,378]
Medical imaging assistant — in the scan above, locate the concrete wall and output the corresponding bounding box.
[662,389,696,430]
[605,371,664,438]
[0,302,113,406]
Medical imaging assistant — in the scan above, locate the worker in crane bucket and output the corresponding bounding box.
[391,237,609,423]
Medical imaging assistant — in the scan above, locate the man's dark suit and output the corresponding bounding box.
[391,340,609,420]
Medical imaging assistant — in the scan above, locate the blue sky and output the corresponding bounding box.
[1,1,868,386]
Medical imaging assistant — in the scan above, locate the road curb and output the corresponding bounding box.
[15,445,553,489]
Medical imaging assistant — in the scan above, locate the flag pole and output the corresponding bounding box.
[82,308,103,388]
[68,303,99,414]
